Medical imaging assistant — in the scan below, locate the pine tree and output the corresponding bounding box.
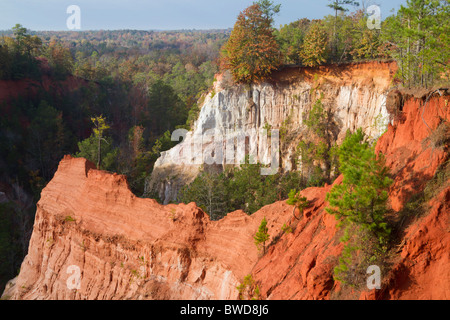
[12,24,28,47]
[12,24,42,56]
[254,0,281,23]
[326,129,393,284]
[178,171,230,221]
[287,189,309,219]
[327,1,360,57]
[145,80,187,135]
[76,134,118,173]
[327,0,360,16]
[382,0,450,87]
[327,129,392,241]
[276,18,311,64]
[254,217,270,254]
[27,101,67,181]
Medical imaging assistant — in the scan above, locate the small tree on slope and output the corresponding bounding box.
[254,217,270,254]
[326,128,393,285]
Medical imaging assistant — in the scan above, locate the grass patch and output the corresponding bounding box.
[281,223,293,234]
[64,216,76,222]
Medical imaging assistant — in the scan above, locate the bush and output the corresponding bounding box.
[237,274,260,300]
[281,223,293,234]
[287,189,309,210]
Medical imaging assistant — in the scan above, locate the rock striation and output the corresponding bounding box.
[251,89,450,300]
[3,156,293,300]
[3,69,449,301]
[148,61,397,204]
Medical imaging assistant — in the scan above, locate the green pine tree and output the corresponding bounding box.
[297,97,338,185]
[381,0,450,87]
[287,189,310,219]
[178,170,230,221]
[254,217,270,254]
[275,18,311,64]
[91,115,111,170]
[327,1,360,58]
[326,128,393,285]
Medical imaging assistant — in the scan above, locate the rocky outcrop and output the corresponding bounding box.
[3,77,448,301]
[3,155,293,300]
[148,61,397,204]
[251,89,450,300]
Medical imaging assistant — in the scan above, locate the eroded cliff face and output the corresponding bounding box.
[375,91,450,300]
[149,61,397,204]
[3,77,449,301]
[251,90,450,300]
[2,156,293,300]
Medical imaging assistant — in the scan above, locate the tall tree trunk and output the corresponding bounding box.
[407,17,411,88]
[97,134,102,170]
[333,7,338,59]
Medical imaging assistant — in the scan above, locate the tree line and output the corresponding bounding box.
[221,0,449,87]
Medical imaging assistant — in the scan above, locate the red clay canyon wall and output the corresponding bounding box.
[2,155,294,300]
[251,89,450,300]
[2,87,449,300]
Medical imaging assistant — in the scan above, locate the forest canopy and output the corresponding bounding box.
[219,0,449,86]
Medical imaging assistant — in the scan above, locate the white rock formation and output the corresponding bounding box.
[148,62,395,204]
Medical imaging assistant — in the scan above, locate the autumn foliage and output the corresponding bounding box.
[299,21,329,67]
[221,4,282,84]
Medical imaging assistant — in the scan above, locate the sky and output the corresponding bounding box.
[0,0,408,31]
